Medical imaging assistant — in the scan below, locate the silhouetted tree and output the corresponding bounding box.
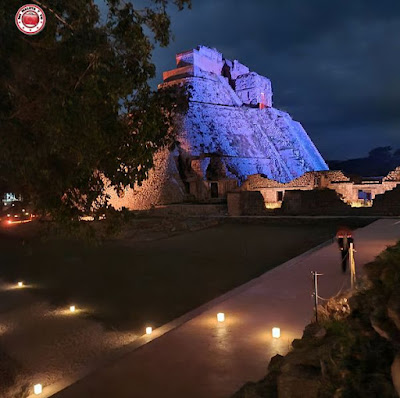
[368,146,393,161]
[0,0,190,222]
[328,146,400,177]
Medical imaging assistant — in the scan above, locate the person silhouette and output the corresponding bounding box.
[337,229,354,273]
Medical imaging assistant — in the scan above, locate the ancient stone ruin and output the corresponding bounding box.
[108,45,328,210]
[227,167,400,216]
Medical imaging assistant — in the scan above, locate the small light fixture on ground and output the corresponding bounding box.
[69,305,76,313]
[17,281,23,287]
[34,383,42,395]
[146,327,152,335]
[272,327,281,338]
[217,312,225,322]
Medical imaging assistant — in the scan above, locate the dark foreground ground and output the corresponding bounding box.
[0,217,374,332]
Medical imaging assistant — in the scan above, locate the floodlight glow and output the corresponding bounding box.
[146,327,152,335]
[272,327,281,338]
[34,384,42,395]
[18,281,23,287]
[69,305,76,313]
[217,313,225,322]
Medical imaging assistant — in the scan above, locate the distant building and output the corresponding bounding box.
[2,193,22,206]
[108,45,328,210]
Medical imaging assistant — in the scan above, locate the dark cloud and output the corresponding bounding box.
[148,0,400,159]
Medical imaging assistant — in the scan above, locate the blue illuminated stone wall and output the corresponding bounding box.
[108,46,329,209]
[161,46,328,183]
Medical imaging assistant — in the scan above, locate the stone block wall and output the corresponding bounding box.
[372,185,400,215]
[329,181,399,204]
[224,59,250,80]
[109,45,329,211]
[226,166,400,216]
[384,166,400,181]
[235,72,273,107]
[227,192,242,216]
[176,46,224,75]
[281,189,351,215]
[240,191,266,215]
[242,171,349,192]
[107,148,187,210]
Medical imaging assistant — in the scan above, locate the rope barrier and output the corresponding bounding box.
[311,266,350,303]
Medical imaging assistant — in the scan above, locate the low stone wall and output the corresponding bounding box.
[373,185,400,215]
[228,189,353,216]
[281,189,353,215]
[384,166,400,181]
[242,170,350,191]
[152,203,227,217]
[227,191,266,216]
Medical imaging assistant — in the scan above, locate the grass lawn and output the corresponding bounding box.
[0,218,374,333]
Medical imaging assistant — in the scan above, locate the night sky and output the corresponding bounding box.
[150,0,400,160]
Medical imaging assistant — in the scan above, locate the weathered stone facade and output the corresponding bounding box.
[109,45,328,210]
[373,184,400,215]
[229,167,400,215]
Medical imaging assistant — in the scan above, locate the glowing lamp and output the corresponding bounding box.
[17,281,23,287]
[69,305,76,313]
[146,327,152,335]
[272,327,281,338]
[217,313,225,322]
[34,384,42,395]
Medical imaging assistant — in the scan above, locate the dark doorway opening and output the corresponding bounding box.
[358,190,372,200]
[210,182,219,198]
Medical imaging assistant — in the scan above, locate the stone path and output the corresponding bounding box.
[50,219,400,398]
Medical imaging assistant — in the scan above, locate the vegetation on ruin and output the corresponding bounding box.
[0,0,190,223]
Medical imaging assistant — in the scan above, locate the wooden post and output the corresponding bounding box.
[349,242,356,289]
[312,271,323,323]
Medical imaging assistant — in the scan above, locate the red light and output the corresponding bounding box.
[5,219,32,226]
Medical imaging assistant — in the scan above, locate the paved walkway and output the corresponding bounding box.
[53,219,400,398]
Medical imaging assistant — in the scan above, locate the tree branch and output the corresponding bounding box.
[31,0,74,32]
[74,55,97,90]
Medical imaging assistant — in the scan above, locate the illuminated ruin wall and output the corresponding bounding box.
[236,168,400,211]
[109,45,328,210]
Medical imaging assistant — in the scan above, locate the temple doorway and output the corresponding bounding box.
[210,182,219,198]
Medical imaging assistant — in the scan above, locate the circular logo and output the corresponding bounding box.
[15,4,46,35]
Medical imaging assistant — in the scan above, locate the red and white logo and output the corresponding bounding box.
[15,4,46,35]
